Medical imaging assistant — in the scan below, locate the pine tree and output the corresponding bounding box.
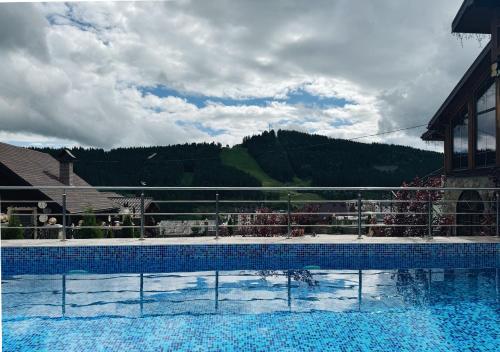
[120,215,136,238]
[79,208,104,238]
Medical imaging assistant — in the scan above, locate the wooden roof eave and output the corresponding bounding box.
[421,129,445,142]
[452,0,498,34]
[423,42,491,138]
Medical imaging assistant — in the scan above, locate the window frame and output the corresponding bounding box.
[474,80,496,168]
[451,109,469,171]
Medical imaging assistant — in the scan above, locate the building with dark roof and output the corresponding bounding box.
[0,142,120,237]
[0,142,117,213]
[100,192,159,221]
[422,0,499,234]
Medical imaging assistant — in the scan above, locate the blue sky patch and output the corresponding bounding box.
[330,119,354,127]
[284,89,351,108]
[139,85,353,109]
[176,121,227,136]
[47,4,96,32]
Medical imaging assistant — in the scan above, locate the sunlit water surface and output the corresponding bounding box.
[2,267,499,351]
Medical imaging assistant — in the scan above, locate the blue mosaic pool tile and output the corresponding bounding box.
[2,242,499,275]
[2,268,499,352]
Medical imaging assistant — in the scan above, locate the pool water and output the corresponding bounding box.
[2,266,499,352]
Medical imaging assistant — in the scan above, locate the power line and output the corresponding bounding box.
[277,123,428,153]
[348,124,427,141]
[164,122,428,162]
[76,123,429,164]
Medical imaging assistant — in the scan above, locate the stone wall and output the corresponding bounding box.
[443,175,496,235]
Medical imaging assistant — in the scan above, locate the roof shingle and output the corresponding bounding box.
[0,142,117,213]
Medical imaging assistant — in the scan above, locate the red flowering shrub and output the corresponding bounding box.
[380,176,453,237]
[234,204,326,237]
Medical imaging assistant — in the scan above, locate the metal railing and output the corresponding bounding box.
[0,185,499,240]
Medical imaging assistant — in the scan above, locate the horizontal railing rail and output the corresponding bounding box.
[1,185,500,191]
[1,185,499,240]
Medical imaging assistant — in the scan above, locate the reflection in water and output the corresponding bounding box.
[391,269,430,306]
[258,270,319,287]
[2,268,498,319]
[2,268,499,352]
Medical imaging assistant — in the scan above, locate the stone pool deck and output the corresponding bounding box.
[2,235,499,247]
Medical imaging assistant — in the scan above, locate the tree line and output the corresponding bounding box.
[242,130,442,186]
[35,130,442,201]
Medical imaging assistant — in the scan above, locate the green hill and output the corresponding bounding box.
[35,129,442,190]
[220,146,322,200]
[221,146,282,187]
[241,130,442,187]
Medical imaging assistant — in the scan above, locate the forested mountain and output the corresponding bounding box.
[37,143,260,188]
[36,130,442,188]
[241,130,442,187]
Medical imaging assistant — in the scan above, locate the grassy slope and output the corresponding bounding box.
[220,146,282,187]
[220,146,322,201]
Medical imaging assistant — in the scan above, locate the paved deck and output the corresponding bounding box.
[2,235,499,247]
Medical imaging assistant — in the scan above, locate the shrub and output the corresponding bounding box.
[2,214,24,240]
[234,204,325,237]
[227,216,234,236]
[78,208,104,239]
[120,215,136,238]
[381,176,452,237]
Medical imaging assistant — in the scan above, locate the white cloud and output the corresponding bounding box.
[0,1,485,150]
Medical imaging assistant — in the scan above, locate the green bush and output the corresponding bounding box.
[120,215,136,238]
[105,227,114,238]
[227,216,234,236]
[2,215,24,240]
[78,208,104,239]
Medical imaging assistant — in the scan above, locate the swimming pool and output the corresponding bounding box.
[2,244,499,351]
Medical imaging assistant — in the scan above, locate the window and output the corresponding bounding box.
[497,26,500,48]
[475,82,496,167]
[452,112,468,169]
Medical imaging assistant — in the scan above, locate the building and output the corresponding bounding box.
[422,0,500,234]
[0,142,118,237]
[159,220,216,236]
[101,193,159,221]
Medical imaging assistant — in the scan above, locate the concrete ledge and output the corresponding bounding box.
[2,235,499,247]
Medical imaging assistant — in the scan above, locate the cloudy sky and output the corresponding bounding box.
[0,0,488,150]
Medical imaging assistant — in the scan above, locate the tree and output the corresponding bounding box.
[2,214,24,240]
[120,215,136,238]
[381,176,453,237]
[79,208,104,238]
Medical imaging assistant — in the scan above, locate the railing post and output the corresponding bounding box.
[61,190,67,241]
[215,192,219,239]
[427,192,433,239]
[139,191,145,241]
[358,269,362,312]
[287,270,291,309]
[357,193,362,239]
[62,274,66,317]
[140,273,144,316]
[496,192,499,237]
[287,193,291,238]
[215,270,219,311]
